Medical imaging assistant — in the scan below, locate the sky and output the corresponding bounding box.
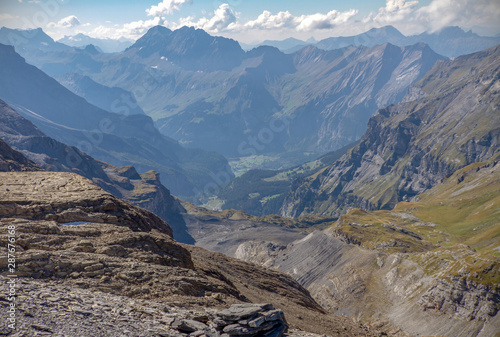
[0,0,499,43]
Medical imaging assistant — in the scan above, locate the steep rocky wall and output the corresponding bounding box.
[281,45,500,218]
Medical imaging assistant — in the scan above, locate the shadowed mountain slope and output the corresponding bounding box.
[281,45,500,218]
[0,99,194,243]
[0,43,232,199]
[0,170,377,336]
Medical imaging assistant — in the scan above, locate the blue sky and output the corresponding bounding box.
[0,0,498,42]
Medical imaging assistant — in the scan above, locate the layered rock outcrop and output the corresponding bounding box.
[0,172,173,235]
[281,45,500,218]
[0,138,41,172]
[0,171,376,336]
[0,99,194,243]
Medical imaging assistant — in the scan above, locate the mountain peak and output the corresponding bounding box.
[84,44,100,54]
[128,26,244,71]
[146,25,173,35]
[434,26,477,38]
[0,27,70,52]
[367,25,405,38]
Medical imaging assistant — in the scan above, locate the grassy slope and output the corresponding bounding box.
[290,45,500,217]
[218,142,357,216]
[329,158,500,285]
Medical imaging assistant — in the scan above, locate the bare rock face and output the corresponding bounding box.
[281,45,500,218]
[0,171,377,336]
[0,138,41,172]
[0,172,173,236]
[0,279,329,337]
[419,276,500,321]
[0,219,243,301]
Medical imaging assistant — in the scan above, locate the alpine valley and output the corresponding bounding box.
[0,18,499,337]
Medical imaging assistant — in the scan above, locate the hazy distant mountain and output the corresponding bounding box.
[0,27,106,76]
[281,45,500,217]
[405,26,500,57]
[0,27,70,53]
[237,41,257,51]
[0,26,444,160]
[58,33,133,53]
[257,37,310,52]
[56,72,146,115]
[313,25,500,57]
[126,25,245,71]
[0,43,233,199]
[154,42,445,156]
[315,25,406,51]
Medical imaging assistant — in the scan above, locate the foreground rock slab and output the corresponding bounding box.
[0,279,330,337]
[0,171,379,336]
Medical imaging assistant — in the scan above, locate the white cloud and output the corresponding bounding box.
[146,0,192,17]
[47,15,81,29]
[199,3,237,32]
[243,8,358,32]
[385,0,419,12]
[415,0,500,33]
[245,10,294,29]
[171,4,237,33]
[373,0,418,25]
[295,9,358,31]
[90,16,165,40]
[0,13,19,21]
[364,0,500,35]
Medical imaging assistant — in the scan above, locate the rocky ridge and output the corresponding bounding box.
[281,44,500,218]
[229,160,500,337]
[0,99,194,243]
[0,279,324,337]
[0,172,173,236]
[0,138,41,172]
[0,170,377,336]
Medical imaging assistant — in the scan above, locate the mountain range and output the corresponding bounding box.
[0,27,70,53]
[23,26,443,160]
[281,44,500,217]
[0,20,499,337]
[2,25,497,164]
[275,26,500,57]
[0,43,232,200]
[58,33,133,53]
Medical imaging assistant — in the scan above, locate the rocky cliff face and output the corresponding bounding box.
[0,172,174,235]
[104,166,195,244]
[0,139,41,172]
[0,171,376,336]
[233,159,500,337]
[0,99,195,243]
[281,45,500,218]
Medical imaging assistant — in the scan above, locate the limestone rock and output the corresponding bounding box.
[0,172,173,236]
